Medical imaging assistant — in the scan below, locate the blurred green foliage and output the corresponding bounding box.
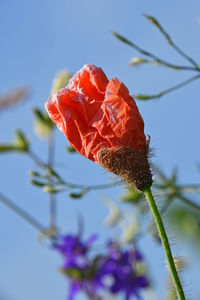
[33,108,54,138]
[0,130,29,152]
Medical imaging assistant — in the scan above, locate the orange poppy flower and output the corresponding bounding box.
[45,64,146,164]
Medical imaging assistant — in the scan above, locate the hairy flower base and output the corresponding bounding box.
[97,146,152,191]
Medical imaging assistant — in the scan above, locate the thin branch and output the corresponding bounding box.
[66,180,123,191]
[144,14,199,69]
[111,32,200,72]
[28,148,123,191]
[47,132,57,230]
[177,194,200,211]
[178,184,200,194]
[160,195,175,215]
[134,74,200,100]
[28,149,47,169]
[0,192,47,233]
[171,43,199,69]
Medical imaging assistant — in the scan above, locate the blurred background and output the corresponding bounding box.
[0,0,200,299]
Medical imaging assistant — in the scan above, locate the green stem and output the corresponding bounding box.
[144,188,185,300]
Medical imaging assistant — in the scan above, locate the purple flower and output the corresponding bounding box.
[53,234,97,257]
[53,234,100,300]
[53,234,149,300]
[97,242,149,300]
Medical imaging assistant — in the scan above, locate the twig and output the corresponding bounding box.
[28,148,123,191]
[0,192,47,233]
[144,14,199,69]
[47,132,57,230]
[177,194,200,211]
[28,149,47,169]
[112,32,200,72]
[134,74,200,100]
[171,42,199,69]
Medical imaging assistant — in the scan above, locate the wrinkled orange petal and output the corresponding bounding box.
[45,64,146,163]
[46,65,111,161]
[103,78,146,150]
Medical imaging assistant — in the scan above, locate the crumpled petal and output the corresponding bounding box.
[103,78,145,150]
[45,64,146,163]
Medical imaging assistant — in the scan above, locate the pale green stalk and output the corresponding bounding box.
[144,188,185,300]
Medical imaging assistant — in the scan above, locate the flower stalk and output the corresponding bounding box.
[144,187,185,300]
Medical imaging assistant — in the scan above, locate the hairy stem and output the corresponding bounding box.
[144,188,185,300]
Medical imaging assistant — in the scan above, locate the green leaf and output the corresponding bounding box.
[129,57,170,69]
[144,14,172,45]
[51,70,72,93]
[43,184,66,194]
[133,94,158,100]
[0,130,29,153]
[111,31,133,46]
[46,167,64,182]
[60,267,84,280]
[69,188,88,199]
[111,31,160,58]
[14,130,29,152]
[144,14,199,69]
[129,57,149,67]
[32,108,45,122]
[121,187,147,214]
[121,187,143,203]
[30,179,46,187]
[29,170,51,180]
[43,113,54,127]
[66,146,76,153]
[28,170,41,177]
[33,108,54,138]
[43,185,57,194]
[112,28,194,72]
[69,192,84,199]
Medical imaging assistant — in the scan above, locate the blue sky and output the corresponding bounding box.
[0,0,200,299]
